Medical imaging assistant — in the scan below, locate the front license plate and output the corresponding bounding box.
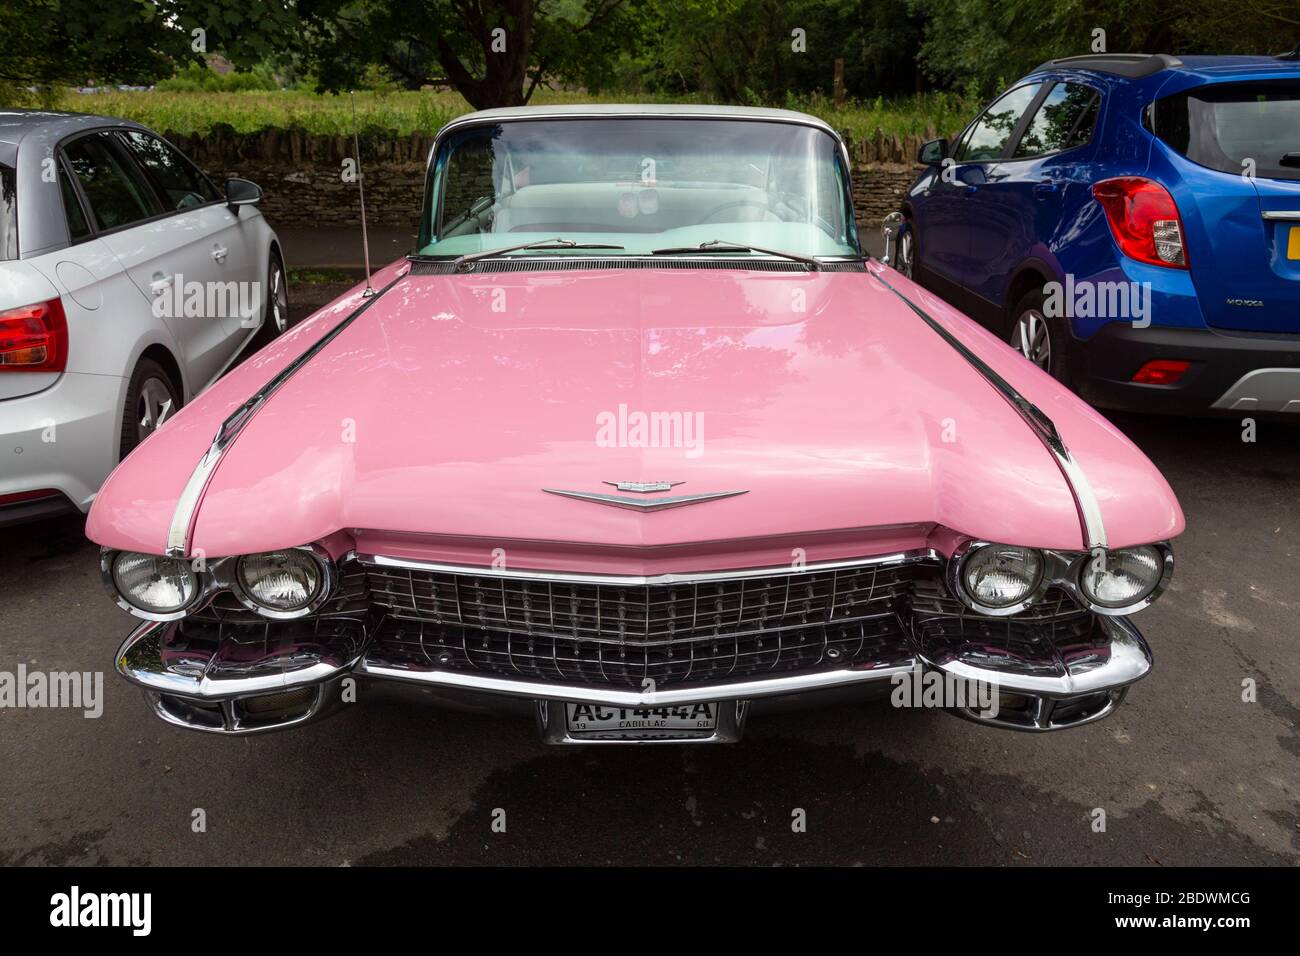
[565,702,718,739]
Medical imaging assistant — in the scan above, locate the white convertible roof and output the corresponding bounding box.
[445,103,837,135]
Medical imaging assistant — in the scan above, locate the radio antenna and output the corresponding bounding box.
[350,90,376,297]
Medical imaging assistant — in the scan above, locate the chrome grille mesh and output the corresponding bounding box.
[355,558,1094,690]
[365,562,920,641]
[908,579,1100,678]
[373,615,913,687]
[362,560,927,687]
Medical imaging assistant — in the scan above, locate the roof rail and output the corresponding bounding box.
[1032,53,1183,78]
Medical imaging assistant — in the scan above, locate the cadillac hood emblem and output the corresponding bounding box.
[603,480,684,492]
[543,482,747,511]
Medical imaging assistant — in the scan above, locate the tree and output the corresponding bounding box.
[632,0,925,103]
[263,0,644,109]
[908,0,1299,97]
[0,0,196,101]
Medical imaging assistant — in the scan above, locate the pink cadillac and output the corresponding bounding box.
[88,106,1182,742]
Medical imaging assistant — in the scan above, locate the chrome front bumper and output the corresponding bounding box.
[115,613,1153,738]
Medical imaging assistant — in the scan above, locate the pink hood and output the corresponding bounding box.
[88,259,1183,569]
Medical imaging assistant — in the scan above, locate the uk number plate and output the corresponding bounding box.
[565,702,718,738]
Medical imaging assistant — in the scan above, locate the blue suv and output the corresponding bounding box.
[897,51,1300,415]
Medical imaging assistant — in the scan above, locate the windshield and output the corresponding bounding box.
[417,118,861,259]
[1151,80,1300,182]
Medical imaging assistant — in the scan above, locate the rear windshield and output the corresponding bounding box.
[0,165,15,260]
[1150,80,1300,181]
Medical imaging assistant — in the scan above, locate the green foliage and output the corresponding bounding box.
[908,0,1297,98]
[171,0,653,109]
[155,62,280,92]
[0,0,198,98]
[635,0,924,101]
[56,86,974,143]
[5,0,1295,121]
[74,89,464,137]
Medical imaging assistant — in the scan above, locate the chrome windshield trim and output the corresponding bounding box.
[422,111,860,256]
[355,548,940,588]
[871,269,1108,551]
[164,273,406,558]
[405,256,867,274]
[428,109,849,173]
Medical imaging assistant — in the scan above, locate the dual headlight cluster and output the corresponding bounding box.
[106,548,329,620]
[951,541,1170,616]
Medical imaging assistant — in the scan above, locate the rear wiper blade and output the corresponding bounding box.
[454,237,625,271]
[1280,152,1300,168]
[650,239,820,269]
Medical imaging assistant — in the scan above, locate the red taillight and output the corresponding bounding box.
[1131,359,1190,385]
[1092,177,1188,269]
[0,298,68,372]
[0,489,61,506]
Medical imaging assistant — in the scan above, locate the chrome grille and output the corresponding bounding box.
[364,561,926,642]
[908,579,1098,678]
[372,614,914,687]
[362,559,929,687]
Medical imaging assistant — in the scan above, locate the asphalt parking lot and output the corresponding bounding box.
[1,281,1296,867]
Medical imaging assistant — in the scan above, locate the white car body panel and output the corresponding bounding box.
[0,110,283,520]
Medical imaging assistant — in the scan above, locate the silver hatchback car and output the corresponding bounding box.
[0,109,286,526]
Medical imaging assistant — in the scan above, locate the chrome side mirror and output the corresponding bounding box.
[881,212,904,266]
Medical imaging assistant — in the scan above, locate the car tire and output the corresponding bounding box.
[120,358,181,460]
[895,217,916,280]
[1007,289,1071,382]
[250,251,291,350]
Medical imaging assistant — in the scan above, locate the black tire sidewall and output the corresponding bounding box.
[1009,288,1071,383]
[120,358,180,460]
[897,218,916,279]
[251,251,290,349]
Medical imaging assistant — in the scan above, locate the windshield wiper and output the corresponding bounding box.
[442,195,495,233]
[453,237,625,271]
[650,239,821,269]
[1280,152,1300,169]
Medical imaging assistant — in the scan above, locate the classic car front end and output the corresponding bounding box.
[87,106,1184,743]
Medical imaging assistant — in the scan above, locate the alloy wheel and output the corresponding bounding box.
[136,376,175,441]
[896,230,914,278]
[1010,309,1051,370]
[270,261,288,333]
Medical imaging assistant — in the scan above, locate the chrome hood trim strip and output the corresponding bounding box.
[541,488,748,511]
[872,270,1107,551]
[356,548,940,587]
[165,274,407,558]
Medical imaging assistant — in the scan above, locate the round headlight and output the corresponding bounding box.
[237,550,324,613]
[1079,546,1163,609]
[112,552,198,615]
[960,545,1044,610]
